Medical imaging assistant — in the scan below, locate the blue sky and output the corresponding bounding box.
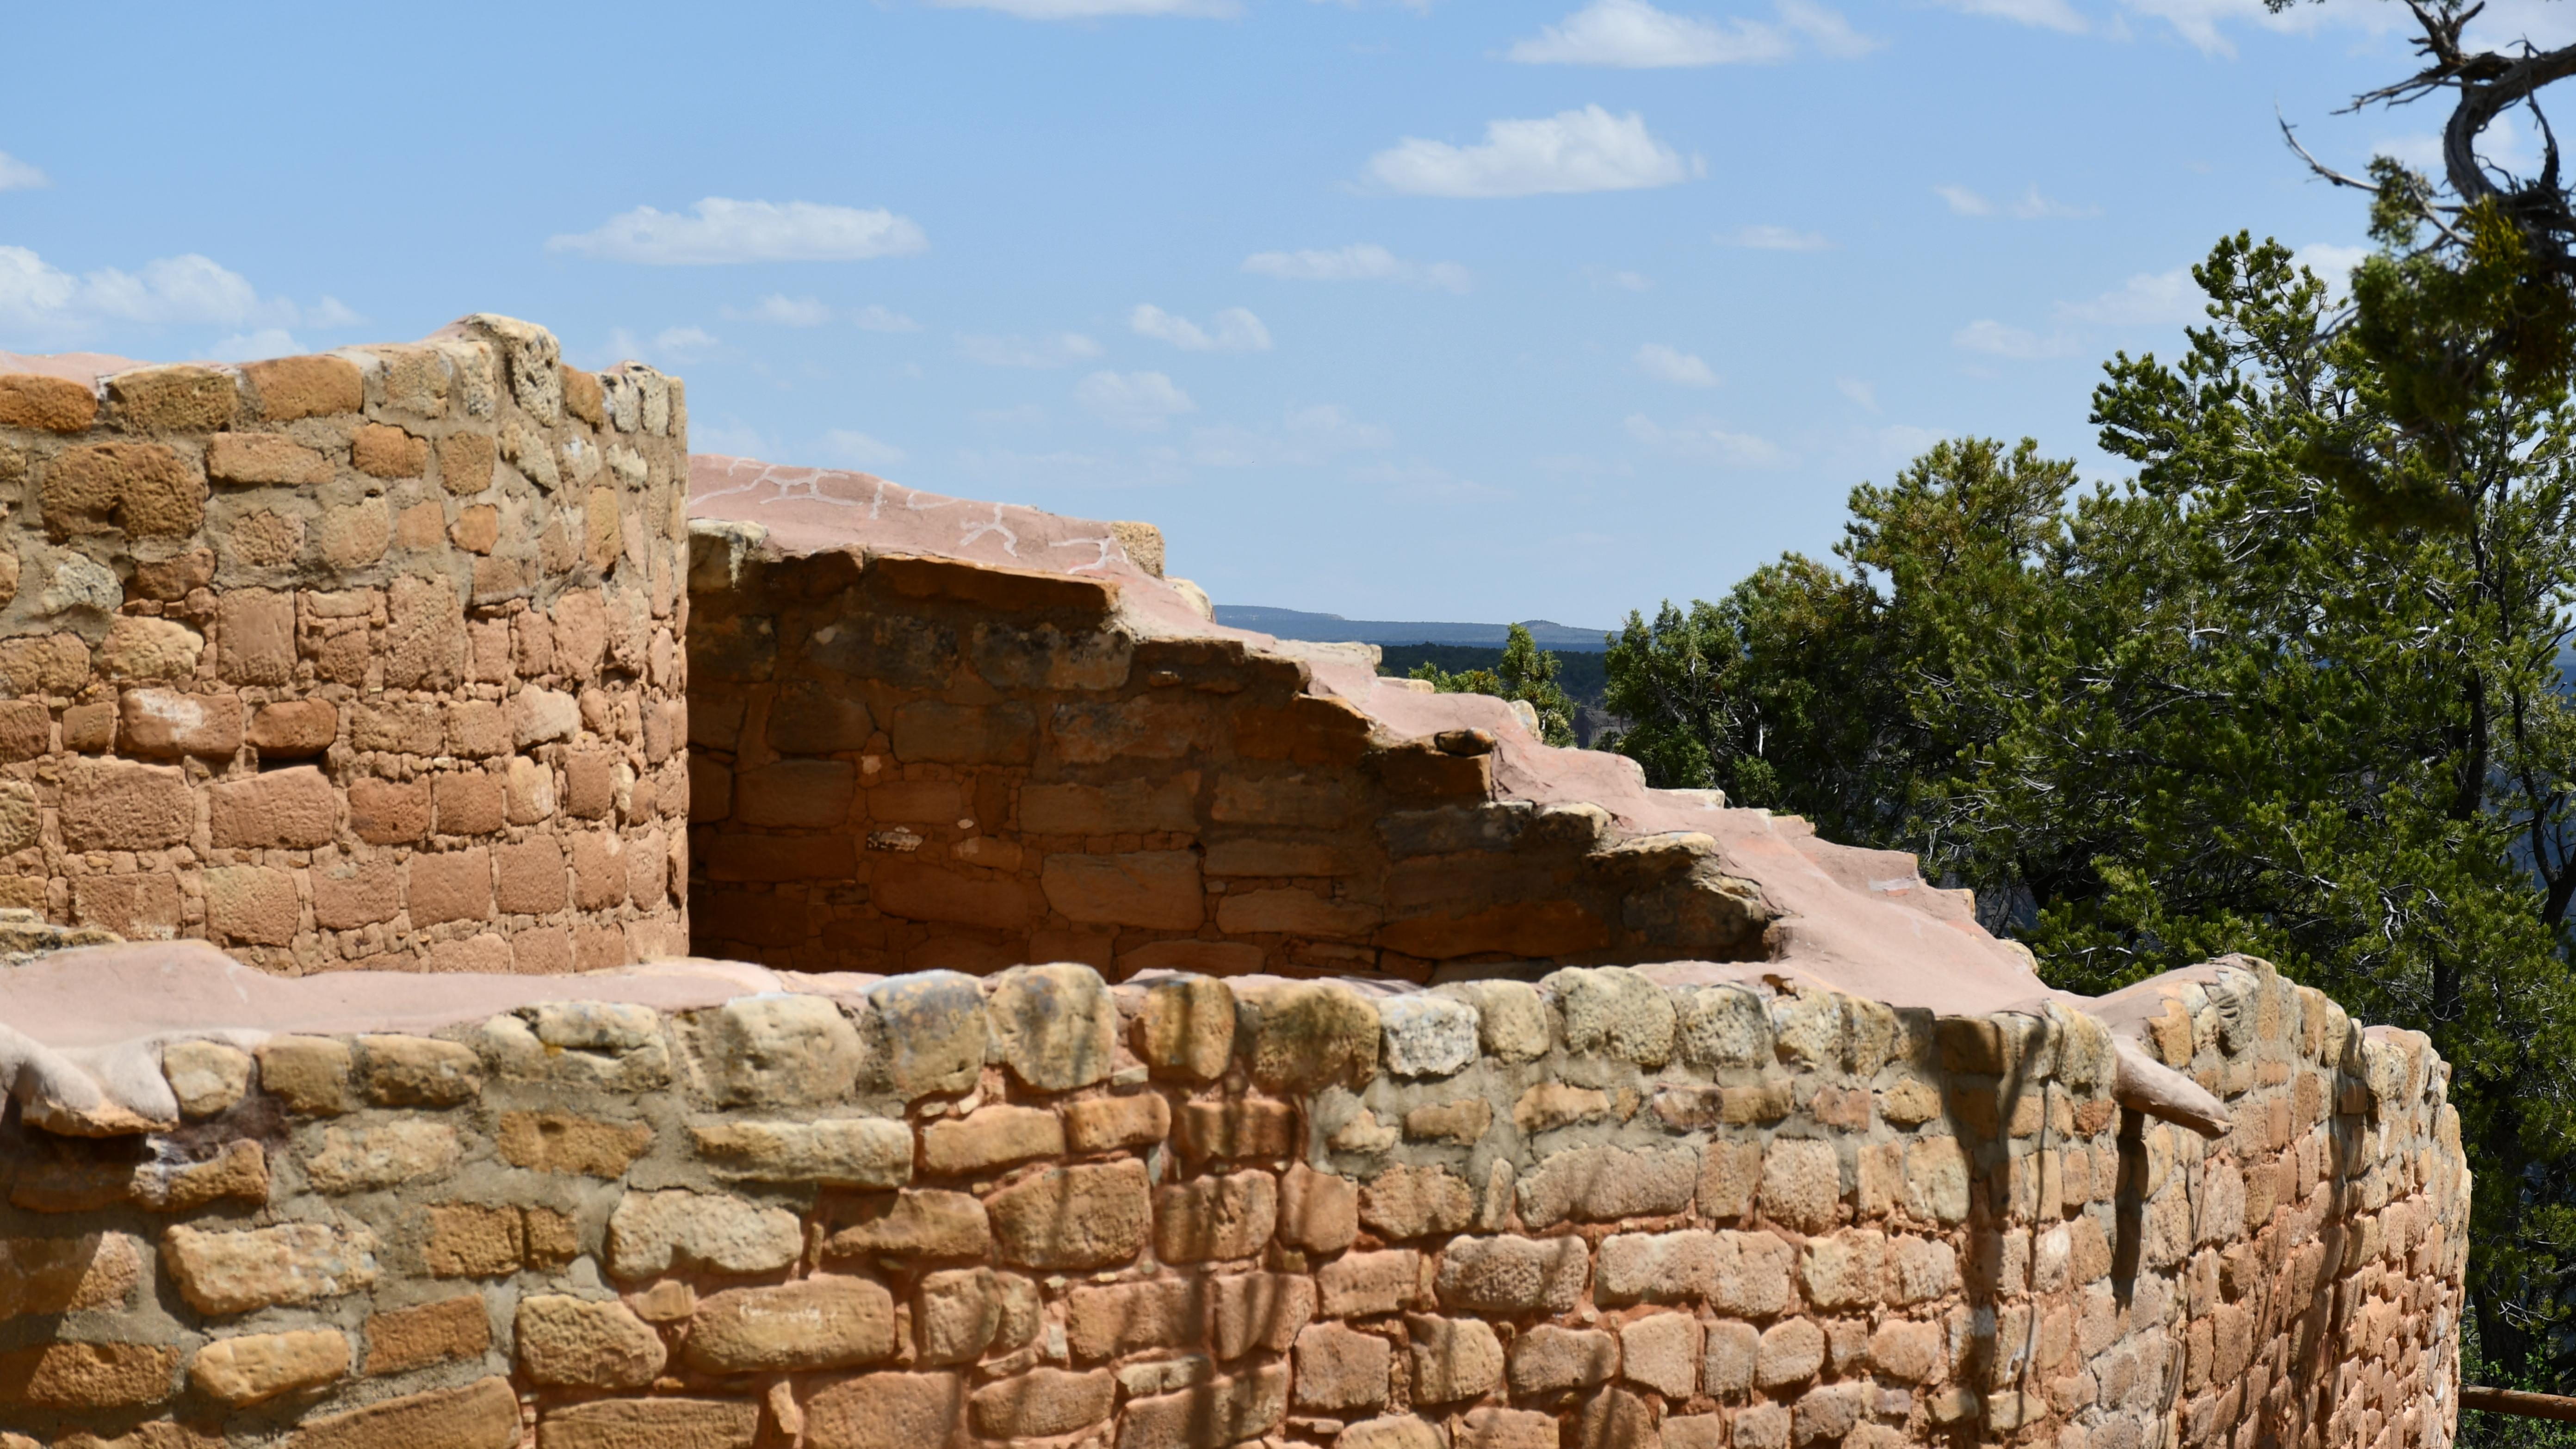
[5,0,2569,627]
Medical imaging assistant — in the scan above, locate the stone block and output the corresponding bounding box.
[1361,1164,1476,1240]
[891,700,1034,763]
[1514,1082,1610,1133]
[365,1295,491,1375]
[985,1161,1152,1266]
[498,1112,653,1177]
[433,769,505,835]
[916,1267,1040,1364]
[161,1221,379,1315]
[735,759,856,827]
[822,1190,992,1261]
[1405,1099,1492,1145]
[1760,1139,1843,1234]
[870,858,1034,924]
[1214,886,1379,936]
[1065,1276,1202,1360]
[1340,1417,1444,1449]
[692,1118,911,1186]
[1574,1387,1660,1449]
[1064,1092,1171,1152]
[424,1205,522,1278]
[1115,1362,1289,1449]
[162,1040,252,1118]
[1176,1098,1297,1162]
[970,1368,1118,1438]
[606,1189,802,1279]
[1755,1319,1824,1389]
[1136,974,1237,1079]
[118,689,242,758]
[0,373,95,432]
[1319,1248,1426,1318]
[1434,1235,1587,1314]
[107,362,235,430]
[1279,1162,1360,1254]
[1799,1228,1885,1311]
[1240,980,1378,1093]
[1021,778,1197,835]
[1406,1314,1504,1403]
[1378,995,1479,1077]
[924,1104,1066,1175]
[257,1035,353,1115]
[1621,1312,1699,1397]
[1509,1325,1617,1395]
[0,1232,142,1318]
[438,430,495,494]
[1546,966,1678,1065]
[987,962,1118,1091]
[1295,1322,1392,1411]
[683,993,864,1106]
[46,441,203,539]
[517,1294,664,1388]
[804,1372,965,1449]
[1515,1144,1699,1227]
[495,835,569,915]
[538,1399,760,1449]
[1904,1137,1972,1225]
[349,775,431,844]
[1868,1319,1941,1382]
[1455,1407,1558,1449]
[1041,850,1204,929]
[60,759,191,851]
[296,1376,522,1449]
[867,971,988,1101]
[303,1120,461,1193]
[0,700,47,762]
[684,1276,896,1373]
[1156,1169,1279,1264]
[406,848,493,926]
[190,1328,348,1405]
[248,698,336,755]
[311,856,398,930]
[0,1341,177,1408]
[210,765,338,849]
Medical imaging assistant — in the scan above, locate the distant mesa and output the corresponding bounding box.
[1217,605,1615,650]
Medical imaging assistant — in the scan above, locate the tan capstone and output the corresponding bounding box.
[189,1329,348,1405]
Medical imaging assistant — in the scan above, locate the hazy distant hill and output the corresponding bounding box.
[1216,606,1616,651]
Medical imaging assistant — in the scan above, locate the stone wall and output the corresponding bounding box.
[682,528,1770,980]
[0,320,688,972]
[0,950,2463,1449]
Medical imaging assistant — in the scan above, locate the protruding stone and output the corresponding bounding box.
[1544,966,1676,1065]
[257,1036,353,1116]
[605,1189,802,1279]
[161,1222,380,1315]
[1137,974,1237,1080]
[684,1276,896,1373]
[1240,981,1378,1093]
[866,971,988,1100]
[162,1040,252,1118]
[1430,980,1551,1062]
[692,1118,912,1186]
[987,963,1118,1091]
[1378,995,1479,1078]
[682,994,864,1106]
[190,1329,348,1405]
[357,1035,484,1107]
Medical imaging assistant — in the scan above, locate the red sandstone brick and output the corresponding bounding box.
[433,770,505,836]
[563,749,618,819]
[873,858,1037,928]
[737,760,856,828]
[571,831,628,910]
[243,355,362,421]
[553,592,607,680]
[495,836,568,915]
[209,765,338,848]
[575,923,627,971]
[425,932,513,972]
[514,928,573,973]
[0,701,49,762]
[706,833,855,882]
[625,830,668,907]
[205,865,300,946]
[1040,851,1204,929]
[217,588,295,686]
[117,689,244,758]
[348,777,430,845]
[0,373,97,432]
[408,848,492,926]
[445,700,509,757]
[74,872,183,938]
[60,760,191,851]
[249,700,338,756]
[365,1296,489,1375]
[312,856,399,930]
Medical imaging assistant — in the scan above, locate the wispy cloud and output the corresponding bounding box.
[853,304,923,334]
[1363,106,1696,198]
[1587,266,1655,291]
[1927,0,2086,33]
[1936,183,2098,219]
[1505,0,1876,67]
[0,246,359,347]
[1242,243,1471,292]
[603,326,724,367]
[1722,223,1831,251]
[1838,377,1878,411]
[726,294,834,327]
[932,0,1238,16]
[547,198,928,265]
[1130,303,1273,352]
[2056,267,2198,327]
[1953,319,2079,359]
[1625,413,1792,466]
[1186,404,1393,466]
[1635,343,1720,387]
[1076,371,1198,431]
[958,332,1103,368]
[209,329,306,362]
[0,152,49,192]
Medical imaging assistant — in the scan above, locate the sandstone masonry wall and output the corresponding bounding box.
[684,539,1765,979]
[0,954,2462,1449]
[0,320,688,971]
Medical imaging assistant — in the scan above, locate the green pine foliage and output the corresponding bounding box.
[1408,623,1580,747]
[1601,233,2576,1375]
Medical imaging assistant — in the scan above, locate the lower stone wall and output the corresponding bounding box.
[0,955,2460,1449]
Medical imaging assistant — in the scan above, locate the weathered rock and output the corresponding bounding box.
[605,1189,802,1278]
[190,1329,348,1405]
[516,1294,666,1388]
[1137,974,1237,1080]
[1240,982,1378,1093]
[988,1160,1152,1269]
[692,1118,912,1186]
[161,1222,379,1315]
[684,1276,896,1372]
[682,995,864,1106]
[1377,995,1479,1078]
[987,963,1118,1091]
[866,972,988,1100]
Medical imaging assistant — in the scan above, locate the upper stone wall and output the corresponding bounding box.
[684,458,2046,1018]
[0,321,688,972]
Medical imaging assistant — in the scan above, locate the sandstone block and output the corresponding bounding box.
[294,1377,522,1449]
[805,1372,966,1449]
[872,857,1033,923]
[987,962,1119,1090]
[1176,1097,1297,1162]
[1378,995,1479,1077]
[1868,1319,1941,1382]
[1621,1312,1700,1397]
[1215,886,1378,936]
[685,1276,895,1373]
[772,1169,957,1257]
[106,363,235,431]
[190,1329,347,1405]
[1759,1139,1842,1234]
[257,1035,353,1115]
[1514,1082,1610,1133]
[514,685,579,746]
[1064,1092,1172,1152]
[1116,1363,1289,1449]
[735,759,855,828]
[0,1232,142,1318]
[60,758,191,851]
[1041,850,1204,929]
[1156,1169,1278,1264]
[1362,1163,1476,1240]
[365,1295,491,1375]
[1575,1387,1661,1449]
[1296,1321,1393,1411]
[207,764,335,845]
[606,1189,802,1279]
[1545,967,1677,1065]
[1340,1417,1444,1449]
[1137,974,1237,1079]
[498,1112,653,1177]
[923,1104,1064,1175]
[162,1221,379,1315]
[1065,1277,1201,1360]
[1701,1319,1759,1394]
[1755,1319,1824,1389]
[1279,1161,1360,1254]
[119,688,242,758]
[203,864,298,946]
[970,1368,1118,1439]
[693,1118,911,1186]
[406,848,493,927]
[304,1120,461,1193]
[517,1294,665,1389]
[1240,980,1379,1093]
[1799,1228,1885,1311]
[1904,1137,1972,1225]
[683,993,864,1106]
[0,373,98,431]
[438,431,495,494]
[0,1341,177,1408]
[46,442,202,539]
[917,1267,1041,1364]
[985,1159,1150,1269]
[353,422,429,478]
[312,856,398,930]
[866,971,988,1100]
[433,769,504,835]
[1405,1099,1492,1145]
[350,1035,483,1107]
[1319,1247,1426,1318]
[1516,1143,1698,1227]
[424,1205,522,1278]
[1510,1325,1617,1395]
[538,1399,760,1449]
[495,835,568,914]
[208,431,329,484]
[349,776,429,844]
[890,700,1034,763]
[243,354,362,419]
[162,1040,252,1118]
[1406,1314,1504,1403]
[1435,1235,1587,1314]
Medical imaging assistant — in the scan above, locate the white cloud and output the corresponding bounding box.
[1130,303,1273,352]
[1076,370,1197,430]
[2296,242,2369,284]
[959,332,1103,368]
[1723,223,1830,251]
[1242,243,1470,292]
[0,245,357,346]
[1188,403,1393,466]
[1953,319,2080,359]
[653,326,722,361]
[1938,183,2095,219]
[2056,267,2198,326]
[1635,343,1720,387]
[1589,266,1655,291]
[1625,413,1792,466]
[1505,0,1877,67]
[1838,377,1878,411]
[0,152,47,192]
[547,198,928,265]
[822,428,908,469]
[731,294,833,327]
[853,303,923,333]
[1929,0,2086,32]
[1363,106,1694,198]
[1347,459,1511,502]
[934,0,1237,16]
[209,329,306,362]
